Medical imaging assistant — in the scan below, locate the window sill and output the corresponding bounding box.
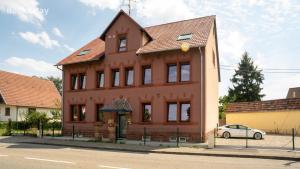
[69,89,87,92]
[164,121,192,125]
[124,85,135,88]
[165,81,192,86]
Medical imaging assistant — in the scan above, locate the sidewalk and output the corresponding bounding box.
[0,136,299,161]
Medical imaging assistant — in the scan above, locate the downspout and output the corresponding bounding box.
[56,65,64,132]
[199,47,206,142]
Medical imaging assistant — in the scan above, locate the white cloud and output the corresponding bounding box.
[19,31,60,49]
[0,0,45,24]
[135,0,197,25]
[4,57,61,77]
[63,44,75,52]
[219,31,250,64]
[52,27,64,38]
[78,0,122,10]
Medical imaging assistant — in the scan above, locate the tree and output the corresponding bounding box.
[25,111,49,128]
[47,76,62,95]
[228,52,265,102]
[50,99,62,122]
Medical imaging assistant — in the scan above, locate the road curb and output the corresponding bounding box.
[20,141,300,161]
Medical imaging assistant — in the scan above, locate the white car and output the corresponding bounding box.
[218,124,266,140]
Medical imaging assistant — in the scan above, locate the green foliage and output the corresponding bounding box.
[25,111,49,128]
[50,105,61,123]
[228,52,265,102]
[43,76,62,95]
[3,119,12,136]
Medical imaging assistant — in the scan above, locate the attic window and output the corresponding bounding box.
[77,49,91,56]
[177,33,192,41]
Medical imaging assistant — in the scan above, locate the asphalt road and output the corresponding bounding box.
[0,142,299,169]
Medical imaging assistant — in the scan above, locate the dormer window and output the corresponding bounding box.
[177,33,192,41]
[118,35,127,52]
[77,49,90,56]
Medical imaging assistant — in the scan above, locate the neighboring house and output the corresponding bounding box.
[287,87,300,98]
[56,10,220,142]
[226,98,300,135]
[0,70,61,121]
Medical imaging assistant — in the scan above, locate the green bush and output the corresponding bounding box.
[3,119,12,136]
[0,122,7,129]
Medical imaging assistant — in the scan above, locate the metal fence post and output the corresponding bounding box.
[41,122,44,138]
[52,122,55,137]
[292,128,295,150]
[23,122,26,136]
[246,127,248,148]
[143,127,146,146]
[72,124,75,141]
[176,127,179,147]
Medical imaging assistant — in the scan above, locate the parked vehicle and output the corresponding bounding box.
[218,124,266,140]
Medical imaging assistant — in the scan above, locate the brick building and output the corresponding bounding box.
[56,10,220,142]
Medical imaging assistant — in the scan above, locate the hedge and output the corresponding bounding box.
[0,121,61,130]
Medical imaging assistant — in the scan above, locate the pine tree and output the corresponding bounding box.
[228,52,265,102]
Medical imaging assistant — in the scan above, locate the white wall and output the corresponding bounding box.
[0,104,58,122]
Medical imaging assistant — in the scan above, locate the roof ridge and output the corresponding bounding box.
[229,98,300,104]
[0,70,51,82]
[144,15,216,29]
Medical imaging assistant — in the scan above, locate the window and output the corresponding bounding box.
[97,71,104,88]
[71,105,78,121]
[293,91,296,98]
[142,65,151,85]
[118,36,127,52]
[112,69,120,87]
[177,33,192,41]
[96,104,104,122]
[180,63,190,82]
[142,103,151,122]
[28,108,36,114]
[125,68,134,86]
[167,103,177,122]
[79,74,86,89]
[77,49,90,56]
[71,74,78,90]
[226,125,238,129]
[167,64,177,83]
[79,105,86,121]
[180,103,190,122]
[5,107,10,116]
[238,125,248,130]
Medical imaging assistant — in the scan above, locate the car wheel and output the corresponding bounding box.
[223,132,231,139]
[254,133,262,140]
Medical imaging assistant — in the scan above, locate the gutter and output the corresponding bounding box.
[199,47,206,142]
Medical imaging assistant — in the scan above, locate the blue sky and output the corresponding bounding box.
[0,0,300,100]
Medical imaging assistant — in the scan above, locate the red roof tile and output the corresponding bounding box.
[226,98,300,113]
[0,70,61,109]
[57,12,215,65]
[56,38,105,66]
[137,16,215,54]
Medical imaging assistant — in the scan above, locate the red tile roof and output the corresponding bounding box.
[56,38,105,66]
[137,16,215,54]
[57,11,215,65]
[0,70,61,109]
[226,98,300,113]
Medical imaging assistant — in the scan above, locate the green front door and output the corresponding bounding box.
[117,114,126,139]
